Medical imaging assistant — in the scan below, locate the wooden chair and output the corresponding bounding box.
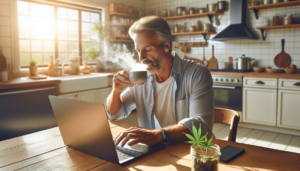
[214,108,240,142]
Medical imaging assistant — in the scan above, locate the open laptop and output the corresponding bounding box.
[49,95,165,164]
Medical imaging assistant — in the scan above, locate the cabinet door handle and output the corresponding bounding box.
[255,80,265,84]
[293,82,300,86]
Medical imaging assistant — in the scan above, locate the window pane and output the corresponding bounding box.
[42,18,55,39]
[68,9,78,21]
[31,28,43,39]
[82,11,90,22]
[19,40,30,52]
[58,53,68,63]
[44,53,55,64]
[43,5,54,18]
[68,21,78,31]
[31,40,43,52]
[58,31,68,40]
[91,34,98,42]
[58,41,68,52]
[58,8,68,19]
[19,28,30,39]
[82,32,90,41]
[69,52,78,57]
[20,53,31,65]
[69,32,79,41]
[30,3,42,16]
[31,53,43,64]
[43,41,54,52]
[82,22,90,32]
[91,13,99,22]
[18,15,30,28]
[69,42,79,52]
[82,42,91,50]
[18,1,29,15]
[58,20,68,31]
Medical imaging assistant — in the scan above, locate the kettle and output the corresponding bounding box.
[236,54,255,70]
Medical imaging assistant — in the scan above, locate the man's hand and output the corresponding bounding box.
[113,69,134,93]
[114,127,164,147]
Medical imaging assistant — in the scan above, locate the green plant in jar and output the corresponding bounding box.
[183,122,221,171]
[28,59,38,66]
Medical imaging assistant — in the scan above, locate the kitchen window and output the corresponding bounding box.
[17,0,102,68]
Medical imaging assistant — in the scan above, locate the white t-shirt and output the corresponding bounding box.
[153,75,177,129]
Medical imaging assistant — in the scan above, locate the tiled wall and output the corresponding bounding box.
[0,0,12,68]
[145,0,300,69]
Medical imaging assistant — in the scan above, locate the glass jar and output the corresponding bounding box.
[190,144,221,171]
[191,144,221,171]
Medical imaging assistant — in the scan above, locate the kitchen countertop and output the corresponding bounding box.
[1,71,299,90]
[210,71,300,79]
[0,77,61,90]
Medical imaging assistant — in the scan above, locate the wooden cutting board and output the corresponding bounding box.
[274,39,291,68]
[203,47,208,67]
[208,45,218,69]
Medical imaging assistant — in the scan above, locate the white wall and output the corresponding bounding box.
[145,0,300,68]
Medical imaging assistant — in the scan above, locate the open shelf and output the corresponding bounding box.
[111,36,131,39]
[162,11,224,23]
[110,39,133,42]
[172,31,216,36]
[248,1,300,19]
[109,12,130,17]
[172,31,216,41]
[110,23,132,27]
[256,24,300,40]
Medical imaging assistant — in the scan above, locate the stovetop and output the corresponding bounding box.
[209,69,253,73]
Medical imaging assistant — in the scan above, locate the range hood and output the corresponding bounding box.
[211,0,258,41]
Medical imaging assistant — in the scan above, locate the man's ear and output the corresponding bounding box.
[164,40,171,53]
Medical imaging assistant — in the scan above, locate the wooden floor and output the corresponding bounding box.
[118,112,300,154]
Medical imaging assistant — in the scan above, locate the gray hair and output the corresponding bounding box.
[128,16,172,52]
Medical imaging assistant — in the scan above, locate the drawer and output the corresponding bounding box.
[243,77,277,89]
[279,79,300,90]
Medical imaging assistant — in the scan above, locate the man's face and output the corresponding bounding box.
[133,31,167,74]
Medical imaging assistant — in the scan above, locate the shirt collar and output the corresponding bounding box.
[171,51,182,75]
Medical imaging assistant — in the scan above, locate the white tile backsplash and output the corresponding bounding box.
[0,0,10,5]
[2,47,11,59]
[144,0,300,68]
[1,37,11,47]
[0,26,10,37]
[0,16,10,26]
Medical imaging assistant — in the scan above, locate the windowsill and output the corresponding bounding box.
[17,66,96,77]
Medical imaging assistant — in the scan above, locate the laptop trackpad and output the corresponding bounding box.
[116,138,149,153]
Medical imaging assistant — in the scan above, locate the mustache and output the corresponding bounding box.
[143,60,154,65]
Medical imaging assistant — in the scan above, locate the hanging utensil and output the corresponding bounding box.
[274,39,291,68]
[202,47,208,67]
[208,45,218,69]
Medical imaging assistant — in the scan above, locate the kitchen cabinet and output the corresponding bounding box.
[277,79,300,130]
[59,87,111,104]
[0,85,57,141]
[98,88,112,104]
[243,77,278,126]
[78,90,98,103]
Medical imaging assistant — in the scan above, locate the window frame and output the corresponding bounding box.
[17,0,103,68]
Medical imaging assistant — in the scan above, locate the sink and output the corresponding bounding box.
[48,74,108,94]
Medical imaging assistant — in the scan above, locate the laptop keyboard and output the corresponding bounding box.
[115,145,143,161]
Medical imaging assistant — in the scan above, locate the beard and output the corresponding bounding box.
[143,54,166,74]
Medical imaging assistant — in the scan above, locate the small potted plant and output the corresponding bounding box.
[28,59,38,76]
[183,123,221,171]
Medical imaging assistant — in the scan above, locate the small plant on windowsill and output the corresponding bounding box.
[28,59,38,76]
[183,123,221,171]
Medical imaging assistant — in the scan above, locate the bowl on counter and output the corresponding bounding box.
[253,67,265,73]
[284,68,297,74]
[266,68,284,73]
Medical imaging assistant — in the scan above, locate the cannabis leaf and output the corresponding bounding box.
[183,122,215,154]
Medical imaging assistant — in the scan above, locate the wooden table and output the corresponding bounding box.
[1,121,300,171]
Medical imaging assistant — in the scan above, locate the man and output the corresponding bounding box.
[105,16,214,147]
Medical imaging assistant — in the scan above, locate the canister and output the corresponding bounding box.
[284,15,293,25]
